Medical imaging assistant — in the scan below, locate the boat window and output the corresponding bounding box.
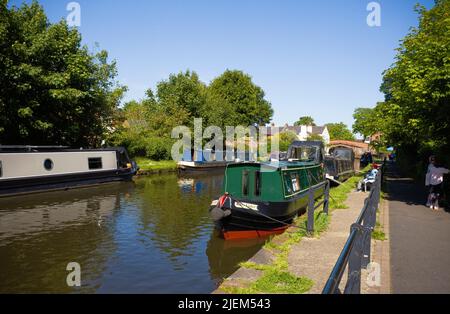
[291,173,301,192]
[118,150,130,168]
[43,159,54,171]
[242,170,249,196]
[283,172,293,195]
[290,146,317,162]
[88,157,103,170]
[254,171,261,196]
[334,149,352,160]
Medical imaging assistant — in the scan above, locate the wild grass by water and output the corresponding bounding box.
[135,157,177,173]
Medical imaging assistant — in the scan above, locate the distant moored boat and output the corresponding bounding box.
[324,146,355,183]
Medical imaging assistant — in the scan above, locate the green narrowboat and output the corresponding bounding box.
[210,141,326,240]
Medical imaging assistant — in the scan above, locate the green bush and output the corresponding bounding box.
[109,130,173,161]
[144,136,173,160]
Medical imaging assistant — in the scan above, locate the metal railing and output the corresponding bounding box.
[306,180,330,235]
[322,170,382,294]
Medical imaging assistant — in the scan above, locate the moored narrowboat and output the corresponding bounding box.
[324,146,355,183]
[0,146,138,197]
[177,149,254,173]
[210,141,326,240]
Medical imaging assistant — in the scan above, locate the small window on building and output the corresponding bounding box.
[43,159,53,171]
[254,171,261,196]
[242,170,249,196]
[88,157,103,170]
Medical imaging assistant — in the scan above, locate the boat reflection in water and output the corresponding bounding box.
[0,183,134,293]
[206,230,267,286]
[0,173,267,293]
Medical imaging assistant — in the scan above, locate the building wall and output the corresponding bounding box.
[321,127,330,145]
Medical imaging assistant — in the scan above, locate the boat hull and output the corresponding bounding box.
[177,161,230,173]
[0,168,137,197]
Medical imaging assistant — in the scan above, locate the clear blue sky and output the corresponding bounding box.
[10,0,436,130]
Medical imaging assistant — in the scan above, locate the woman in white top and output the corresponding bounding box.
[426,156,449,210]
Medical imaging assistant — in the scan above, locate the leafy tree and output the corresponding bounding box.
[352,108,377,138]
[279,131,298,151]
[294,116,316,126]
[0,1,124,146]
[111,69,275,160]
[208,70,273,127]
[325,122,355,141]
[353,0,450,179]
[306,133,325,143]
[380,1,450,151]
[110,91,189,160]
[156,70,207,127]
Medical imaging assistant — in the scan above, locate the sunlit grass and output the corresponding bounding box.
[224,267,313,294]
[328,168,369,209]
[372,210,387,241]
[372,229,386,241]
[134,157,177,172]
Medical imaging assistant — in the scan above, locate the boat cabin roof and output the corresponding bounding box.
[226,160,319,171]
[0,146,128,154]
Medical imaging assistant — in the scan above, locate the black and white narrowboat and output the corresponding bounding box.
[0,146,138,197]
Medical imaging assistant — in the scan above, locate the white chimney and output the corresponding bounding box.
[300,126,307,140]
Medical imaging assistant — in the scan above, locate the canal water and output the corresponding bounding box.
[0,173,266,293]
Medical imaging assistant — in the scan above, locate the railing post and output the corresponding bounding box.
[307,187,315,235]
[323,181,330,215]
[362,173,381,267]
[344,223,363,294]
[361,223,372,268]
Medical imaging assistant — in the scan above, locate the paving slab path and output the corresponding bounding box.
[288,191,367,293]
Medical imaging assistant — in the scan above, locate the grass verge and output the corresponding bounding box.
[372,204,387,241]
[134,157,177,173]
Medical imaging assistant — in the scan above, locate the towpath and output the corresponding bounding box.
[382,162,450,293]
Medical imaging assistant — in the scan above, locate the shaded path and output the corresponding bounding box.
[386,162,450,293]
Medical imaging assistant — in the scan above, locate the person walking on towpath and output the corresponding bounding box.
[426,156,449,210]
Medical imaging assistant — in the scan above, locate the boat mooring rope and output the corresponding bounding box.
[231,197,307,231]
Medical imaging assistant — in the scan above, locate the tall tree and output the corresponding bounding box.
[110,95,189,160]
[307,133,325,144]
[352,0,450,177]
[380,1,450,152]
[208,70,273,127]
[0,1,124,146]
[156,70,207,127]
[294,116,316,126]
[325,122,355,141]
[352,108,378,138]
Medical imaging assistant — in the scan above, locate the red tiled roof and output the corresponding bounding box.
[329,140,369,149]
